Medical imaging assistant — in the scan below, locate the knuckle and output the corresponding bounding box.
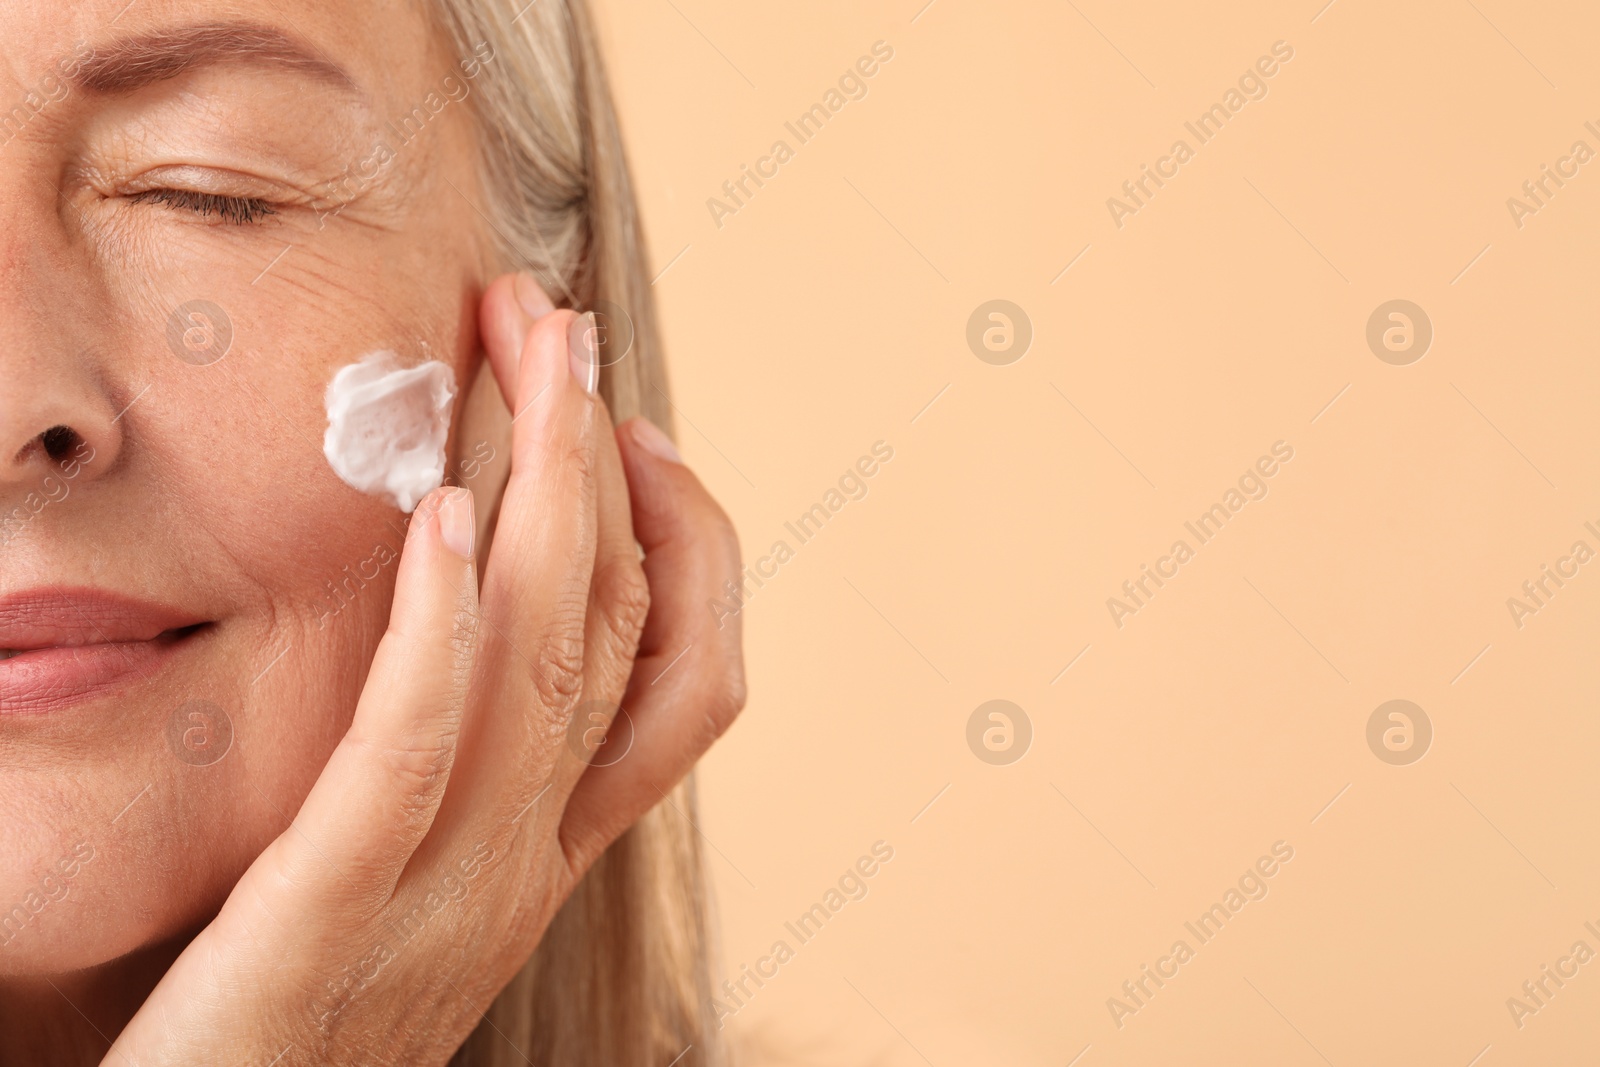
[598,558,651,659]
[346,731,456,818]
[532,628,586,717]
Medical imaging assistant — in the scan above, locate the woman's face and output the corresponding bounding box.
[0,0,494,973]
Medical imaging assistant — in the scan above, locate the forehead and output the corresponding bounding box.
[0,0,444,102]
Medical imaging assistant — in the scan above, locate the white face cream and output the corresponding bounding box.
[323,351,457,513]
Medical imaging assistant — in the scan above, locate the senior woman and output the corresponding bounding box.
[0,1,745,1063]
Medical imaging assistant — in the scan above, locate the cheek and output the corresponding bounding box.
[118,233,476,596]
[0,94,491,972]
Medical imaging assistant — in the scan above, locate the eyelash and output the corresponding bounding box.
[129,189,277,225]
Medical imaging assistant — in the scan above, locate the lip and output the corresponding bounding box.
[0,588,209,715]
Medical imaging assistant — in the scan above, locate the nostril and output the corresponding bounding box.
[40,426,80,461]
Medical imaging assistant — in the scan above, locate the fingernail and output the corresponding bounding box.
[568,312,600,394]
[631,418,682,464]
[514,272,555,320]
[438,487,475,560]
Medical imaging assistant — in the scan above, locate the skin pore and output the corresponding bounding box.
[0,0,503,1059]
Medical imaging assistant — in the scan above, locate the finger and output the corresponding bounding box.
[483,301,600,679]
[557,406,649,789]
[478,272,556,409]
[557,418,746,868]
[271,486,479,905]
[450,302,601,832]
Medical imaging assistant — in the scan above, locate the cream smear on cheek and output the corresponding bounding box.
[323,351,457,513]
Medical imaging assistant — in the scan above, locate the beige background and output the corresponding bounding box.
[592,1,1600,1063]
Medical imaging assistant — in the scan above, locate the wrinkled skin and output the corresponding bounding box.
[0,3,744,1063]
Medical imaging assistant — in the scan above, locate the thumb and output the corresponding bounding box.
[108,488,483,1063]
[272,486,480,908]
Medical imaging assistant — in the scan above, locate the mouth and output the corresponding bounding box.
[0,588,212,715]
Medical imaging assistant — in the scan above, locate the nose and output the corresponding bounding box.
[0,363,124,485]
[0,199,124,487]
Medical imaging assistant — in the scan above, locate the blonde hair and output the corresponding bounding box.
[427,2,725,1063]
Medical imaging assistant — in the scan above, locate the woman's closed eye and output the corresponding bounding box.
[128,188,278,225]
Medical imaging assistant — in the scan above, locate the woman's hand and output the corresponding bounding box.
[106,275,746,1066]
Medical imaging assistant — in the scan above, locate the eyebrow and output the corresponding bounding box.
[72,22,358,96]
